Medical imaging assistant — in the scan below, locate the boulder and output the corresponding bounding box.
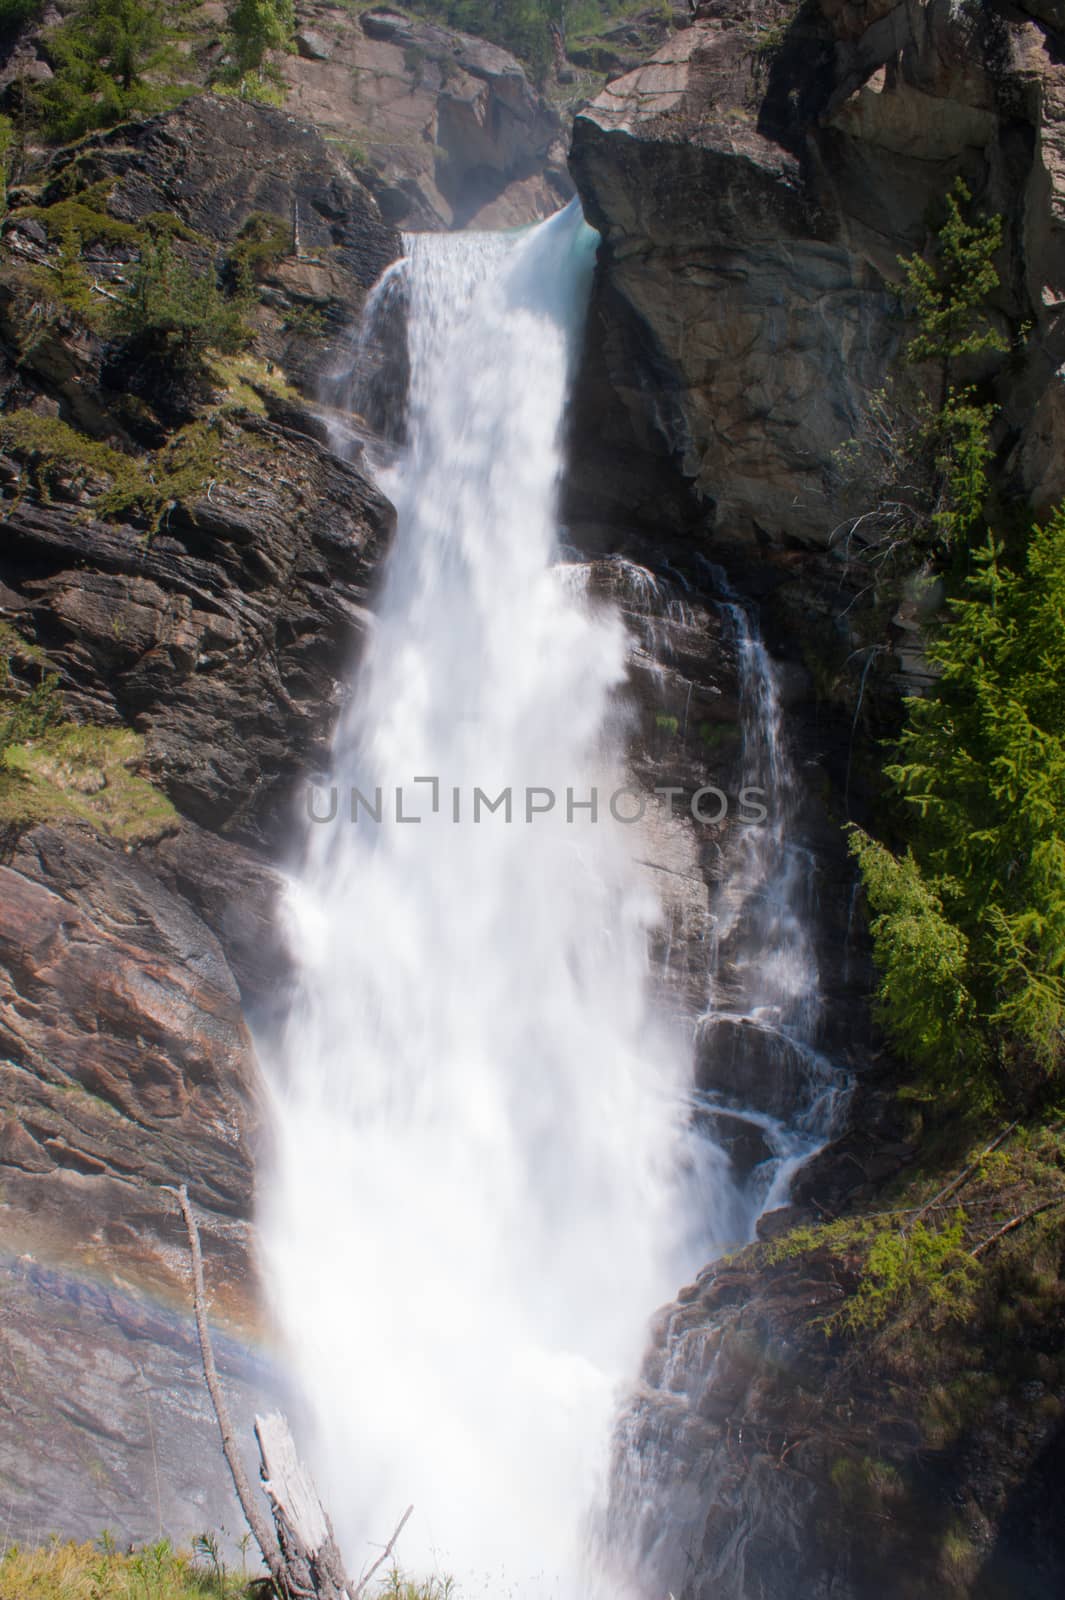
[569,0,1065,547]
[280,4,573,227]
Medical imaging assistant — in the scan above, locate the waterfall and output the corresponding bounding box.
[259,202,734,1595]
[591,583,851,1598]
[695,593,847,1205]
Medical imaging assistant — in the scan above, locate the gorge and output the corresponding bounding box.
[2,3,1065,1598]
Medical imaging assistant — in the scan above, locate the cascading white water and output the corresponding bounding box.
[696,594,846,1203]
[590,587,850,1600]
[260,203,736,1595]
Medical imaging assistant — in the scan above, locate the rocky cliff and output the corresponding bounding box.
[284,4,573,228]
[569,0,1065,547]
[0,93,399,1544]
[565,4,1065,1595]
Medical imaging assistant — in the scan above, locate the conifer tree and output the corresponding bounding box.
[227,0,294,78]
[851,508,1065,1100]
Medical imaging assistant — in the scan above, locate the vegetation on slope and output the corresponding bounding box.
[0,0,299,147]
[756,179,1065,1581]
[840,181,1065,1114]
[0,1537,456,1600]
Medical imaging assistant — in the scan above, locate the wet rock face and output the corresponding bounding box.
[0,822,274,1548]
[0,1252,275,1552]
[282,3,573,228]
[569,0,1065,546]
[0,91,400,1543]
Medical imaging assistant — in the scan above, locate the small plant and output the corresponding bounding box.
[765,1208,980,1335]
[0,410,224,535]
[0,623,63,759]
[116,238,250,372]
[225,209,290,296]
[282,302,328,338]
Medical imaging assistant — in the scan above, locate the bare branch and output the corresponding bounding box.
[168,1184,286,1588]
[971,1194,1065,1258]
[349,1504,415,1600]
[906,1123,1017,1234]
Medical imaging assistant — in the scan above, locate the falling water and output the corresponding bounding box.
[259,203,735,1595]
[696,594,846,1205]
[592,584,850,1598]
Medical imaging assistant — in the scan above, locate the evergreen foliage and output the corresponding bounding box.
[833,179,1007,568]
[898,177,1007,550]
[851,508,1065,1100]
[218,0,294,98]
[28,0,200,142]
[116,238,251,369]
[848,179,1065,1106]
[227,0,294,75]
[899,179,1006,382]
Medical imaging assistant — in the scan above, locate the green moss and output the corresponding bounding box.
[655,712,679,736]
[0,725,178,842]
[205,351,299,414]
[16,187,141,249]
[764,1210,980,1335]
[699,720,738,749]
[0,411,223,535]
[830,1453,902,1514]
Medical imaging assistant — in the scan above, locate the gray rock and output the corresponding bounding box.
[295,27,333,61]
[570,2,1065,547]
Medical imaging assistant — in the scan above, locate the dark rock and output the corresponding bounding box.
[54,95,398,292]
[569,1,1065,547]
[147,824,293,1024]
[1,416,394,848]
[702,1110,776,1183]
[696,1015,827,1121]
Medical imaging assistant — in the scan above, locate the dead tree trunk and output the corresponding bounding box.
[256,1412,350,1600]
[170,1183,413,1600]
[171,1184,287,1590]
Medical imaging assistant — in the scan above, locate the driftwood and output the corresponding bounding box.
[971,1194,1065,1258]
[255,1412,351,1600]
[906,1122,1017,1233]
[170,1184,412,1599]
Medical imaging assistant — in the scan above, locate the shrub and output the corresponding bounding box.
[0,410,223,534]
[225,209,290,296]
[0,623,63,759]
[116,238,251,370]
[851,509,1065,1101]
[28,1,198,143]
